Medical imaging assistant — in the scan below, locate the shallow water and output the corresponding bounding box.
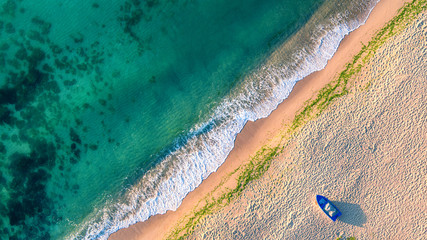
[0,0,377,239]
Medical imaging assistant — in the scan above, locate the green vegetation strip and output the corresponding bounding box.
[336,237,357,240]
[167,1,426,239]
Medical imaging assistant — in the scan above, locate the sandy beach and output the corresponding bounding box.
[189,11,426,239]
[109,0,424,239]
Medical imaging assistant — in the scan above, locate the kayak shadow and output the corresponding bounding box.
[333,201,367,227]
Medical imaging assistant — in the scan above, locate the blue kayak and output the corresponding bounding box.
[316,195,342,221]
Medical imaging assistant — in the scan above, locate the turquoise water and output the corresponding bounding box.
[0,0,377,239]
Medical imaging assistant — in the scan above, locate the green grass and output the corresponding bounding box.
[166,1,426,239]
[336,237,356,240]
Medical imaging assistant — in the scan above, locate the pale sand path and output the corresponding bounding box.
[190,12,427,240]
[109,0,411,239]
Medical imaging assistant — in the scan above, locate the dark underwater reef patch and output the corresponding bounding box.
[0,2,117,238]
[6,148,56,239]
[118,0,163,53]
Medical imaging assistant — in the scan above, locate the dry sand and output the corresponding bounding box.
[190,12,427,240]
[109,0,420,239]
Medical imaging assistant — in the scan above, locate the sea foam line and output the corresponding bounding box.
[69,1,378,239]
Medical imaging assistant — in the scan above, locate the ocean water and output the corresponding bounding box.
[0,0,378,239]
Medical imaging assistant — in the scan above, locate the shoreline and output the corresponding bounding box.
[109,0,410,239]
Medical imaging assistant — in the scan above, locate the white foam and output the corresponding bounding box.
[69,1,379,239]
